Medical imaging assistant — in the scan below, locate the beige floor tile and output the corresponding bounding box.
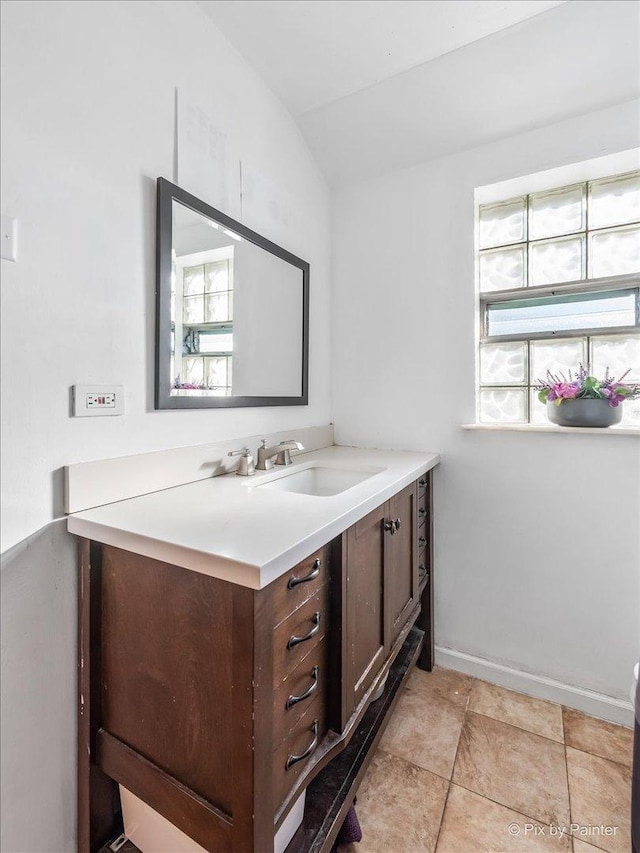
[337,749,449,853]
[566,746,631,853]
[573,841,610,852]
[380,676,467,779]
[407,666,475,708]
[563,708,633,769]
[452,711,570,826]
[468,681,564,742]
[436,785,572,852]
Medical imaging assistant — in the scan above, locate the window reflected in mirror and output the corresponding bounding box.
[171,204,237,396]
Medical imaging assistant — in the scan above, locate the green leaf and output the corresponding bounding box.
[555,397,562,406]
[538,389,549,404]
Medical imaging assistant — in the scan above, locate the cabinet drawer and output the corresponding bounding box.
[273,697,327,810]
[273,584,329,686]
[271,545,330,628]
[273,639,327,749]
[417,488,428,527]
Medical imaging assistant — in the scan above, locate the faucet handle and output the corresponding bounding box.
[227,447,255,476]
[260,439,267,448]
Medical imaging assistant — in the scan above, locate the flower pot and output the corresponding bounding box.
[546,398,623,428]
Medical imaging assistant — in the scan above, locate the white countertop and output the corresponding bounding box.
[67,445,440,589]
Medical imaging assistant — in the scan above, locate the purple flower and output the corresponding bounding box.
[601,385,627,407]
[552,382,580,400]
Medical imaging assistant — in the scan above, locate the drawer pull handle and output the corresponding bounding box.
[287,559,321,589]
[285,720,319,770]
[286,666,319,709]
[287,612,321,649]
[418,536,427,547]
[418,507,427,517]
[394,518,401,531]
[419,478,427,487]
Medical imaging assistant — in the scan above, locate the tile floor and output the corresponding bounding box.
[338,667,633,853]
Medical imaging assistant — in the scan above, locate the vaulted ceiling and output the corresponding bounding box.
[197,0,640,185]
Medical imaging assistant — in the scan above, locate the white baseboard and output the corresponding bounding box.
[435,646,635,728]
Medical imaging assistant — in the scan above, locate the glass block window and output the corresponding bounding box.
[182,260,233,325]
[477,170,640,425]
[174,254,234,395]
[177,352,232,395]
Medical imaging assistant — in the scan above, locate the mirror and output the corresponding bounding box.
[155,178,309,409]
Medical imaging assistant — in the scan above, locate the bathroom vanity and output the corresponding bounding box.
[69,440,438,853]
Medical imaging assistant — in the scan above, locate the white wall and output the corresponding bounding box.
[332,100,640,707]
[0,2,330,850]
[0,0,331,554]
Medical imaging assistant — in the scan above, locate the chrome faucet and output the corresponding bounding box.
[256,439,304,470]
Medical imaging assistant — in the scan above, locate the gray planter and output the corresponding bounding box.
[546,398,623,428]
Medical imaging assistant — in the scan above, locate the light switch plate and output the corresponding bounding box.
[72,385,124,417]
[1,215,17,262]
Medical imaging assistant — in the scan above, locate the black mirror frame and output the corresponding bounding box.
[155,177,309,409]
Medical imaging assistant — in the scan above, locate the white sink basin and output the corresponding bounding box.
[257,465,382,497]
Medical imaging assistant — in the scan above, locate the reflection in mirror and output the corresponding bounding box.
[171,203,236,397]
[156,179,309,409]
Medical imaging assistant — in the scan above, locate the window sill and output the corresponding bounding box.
[461,423,640,436]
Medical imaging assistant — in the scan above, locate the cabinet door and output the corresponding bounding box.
[345,503,388,714]
[385,482,418,646]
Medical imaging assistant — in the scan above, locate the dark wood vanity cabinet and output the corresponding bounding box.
[416,472,435,671]
[344,503,388,713]
[385,483,419,646]
[79,472,434,853]
[343,482,419,719]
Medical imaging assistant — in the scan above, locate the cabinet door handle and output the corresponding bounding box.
[285,666,319,709]
[287,612,321,649]
[394,518,401,531]
[285,720,319,769]
[383,520,396,535]
[419,477,427,487]
[287,559,321,589]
